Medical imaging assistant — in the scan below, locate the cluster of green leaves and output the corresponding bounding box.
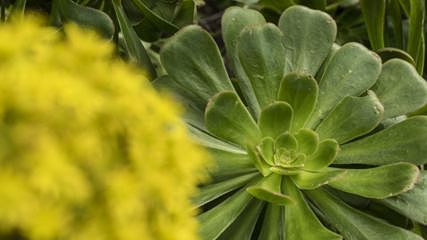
[156,5,427,240]
[2,0,200,80]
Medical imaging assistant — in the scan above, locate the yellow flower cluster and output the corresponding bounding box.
[0,18,207,240]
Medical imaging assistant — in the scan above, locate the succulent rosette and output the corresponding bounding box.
[155,5,427,240]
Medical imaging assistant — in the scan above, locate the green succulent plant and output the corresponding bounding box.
[155,5,427,240]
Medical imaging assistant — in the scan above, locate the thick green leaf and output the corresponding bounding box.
[218,199,264,240]
[295,129,318,155]
[329,163,420,199]
[284,178,342,240]
[222,7,266,68]
[335,116,427,165]
[258,204,285,240]
[161,25,234,114]
[278,73,318,131]
[236,23,286,110]
[205,92,261,147]
[154,76,205,130]
[248,145,271,177]
[307,189,424,240]
[360,0,385,50]
[112,0,156,79]
[381,170,427,224]
[258,137,275,165]
[198,189,253,240]
[259,102,293,138]
[304,139,339,171]
[194,173,259,208]
[316,43,340,80]
[222,7,266,117]
[371,59,427,118]
[316,91,384,144]
[275,132,297,150]
[270,167,302,176]
[376,48,415,65]
[234,0,260,5]
[188,125,245,154]
[278,5,337,76]
[291,168,346,190]
[247,174,294,205]
[56,0,115,39]
[307,43,382,128]
[207,148,256,182]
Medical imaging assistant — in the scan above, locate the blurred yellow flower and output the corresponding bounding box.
[0,17,208,240]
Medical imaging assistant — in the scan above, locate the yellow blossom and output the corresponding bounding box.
[0,17,208,240]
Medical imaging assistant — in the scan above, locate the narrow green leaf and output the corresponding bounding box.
[291,168,346,190]
[335,116,427,165]
[307,43,382,128]
[284,178,342,240]
[381,170,427,224]
[258,204,285,240]
[398,0,411,16]
[259,102,293,138]
[406,0,425,74]
[222,7,266,117]
[236,23,286,110]
[161,25,234,114]
[12,0,26,16]
[173,0,196,27]
[278,73,318,131]
[316,91,384,144]
[194,172,259,208]
[57,0,115,39]
[360,0,385,50]
[112,0,157,79]
[415,34,425,74]
[247,174,294,205]
[205,92,261,147]
[198,189,253,240]
[218,199,264,240]
[329,163,420,199]
[295,129,318,155]
[307,189,424,240]
[304,139,339,171]
[371,59,427,118]
[279,5,337,76]
[388,0,404,48]
[130,0,179,33]
[258,0,294,12]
